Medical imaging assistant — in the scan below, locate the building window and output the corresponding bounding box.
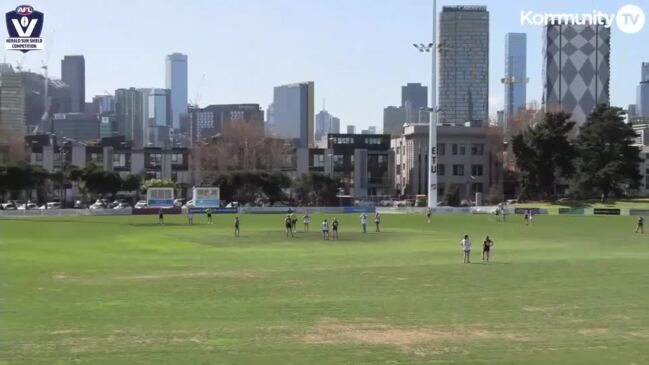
[313,154,325,167]
[90,153,103,163]
[452,144,458,155]
[33,152,43,162]
[364,137,382,145]
[437,164,445,176]
[471,143,484,155]
[333,154,344,168]
[459,144,465,155]
[149,153,162,167]
[396,165,401,175]
[113,153,127,168]
[171,153,183,165]
[335,137,353,144]
[453,164,464,176]
[396,146,400,154]
[471,164,483,176]
[437,143,445,156]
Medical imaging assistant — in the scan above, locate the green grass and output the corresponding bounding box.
[1,213,648,364]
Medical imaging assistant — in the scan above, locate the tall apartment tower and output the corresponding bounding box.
[438,6,489,126]
[272,82,315,148]
[637,62,649,117]
[61,55,85,112]
[542,22,610,124]
[165,53,188,130]
[502,33,527,128]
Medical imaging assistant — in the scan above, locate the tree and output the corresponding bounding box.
[293,173,340,206]
[511,112,576,200]
[444,184,461,207]
[122,174,142,200]
[574,105,642,200]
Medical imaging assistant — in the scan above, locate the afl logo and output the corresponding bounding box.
[15,5,33,15]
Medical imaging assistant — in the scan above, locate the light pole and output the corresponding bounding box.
[412,0,438,208]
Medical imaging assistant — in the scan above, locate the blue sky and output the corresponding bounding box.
[2,0,648,130]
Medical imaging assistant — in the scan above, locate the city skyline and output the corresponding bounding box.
[2,0,648,130]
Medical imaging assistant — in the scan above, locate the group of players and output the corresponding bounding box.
[283,212,382,240]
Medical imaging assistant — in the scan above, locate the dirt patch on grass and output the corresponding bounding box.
[301,318,526,354]
[579,328,609,337]
[522,304,580,313]
[50,270,264,283]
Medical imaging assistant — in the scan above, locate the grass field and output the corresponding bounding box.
[1,213,648,364]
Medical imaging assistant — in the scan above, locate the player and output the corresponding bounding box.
[636,216,644,234]
[360,213,368,233]
[187,209,194,225]
[524,210,529,225]
[374,212,381,232]
[206,208,213,224]
[460,234,471,264]
[234,215,240,237]
[322,219,330,240]
[482,235,494,262]
[332,217,339,240]
[528,210,534,225]
[285,215,294,237]
[426,208,432,223]
[292,215,298,234]
[303,213,311,232]
[158,208,164,225]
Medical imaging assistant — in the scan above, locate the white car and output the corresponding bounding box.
[183,200,196,208]
[134,200,148,209]
[17,202,38,210]
[113,202,131,209]
[89,202,105,210]
[38,202,61,210]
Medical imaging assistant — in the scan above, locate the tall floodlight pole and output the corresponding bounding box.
[413,0,438,208]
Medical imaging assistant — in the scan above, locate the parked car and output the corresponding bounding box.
[17,202,38,210]
[173,198,187,207]
[73,200,87,209]
[109,199,129,209]
[38,202,61,210]
[134,200,148,209]
[225,201,239,208]
[1,200,20,210]
[113,202,131,209]
[183,200,196,209]
[89,200,107,210]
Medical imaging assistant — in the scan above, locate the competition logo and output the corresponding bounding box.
[5,5,44,52]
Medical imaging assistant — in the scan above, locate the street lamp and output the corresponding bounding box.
[412,0,438,208]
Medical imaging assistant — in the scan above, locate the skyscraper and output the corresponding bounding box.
[637,62,649,117]
[61,55,85,112]
[165,53,188,130]
[315,109,340,141]
[271,82,314,148]
[439,6,489,126]
[401,83,428,124]
[502,33,527,127]
[543,22,610,124]
[347,125,356,134]
[0,71,25,163]
[115,88,143,146]
[383,106,406,137]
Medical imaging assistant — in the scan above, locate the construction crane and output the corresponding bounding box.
[40,30,55,133]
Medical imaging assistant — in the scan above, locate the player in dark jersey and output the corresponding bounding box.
[636,216,644,234]
[285,215,294,237]
[234,216,240,237]
[158,208,164,225]
[482,236,494,262]
[426,208,432,223]
[332,217,339,240]
[206,208,213,224]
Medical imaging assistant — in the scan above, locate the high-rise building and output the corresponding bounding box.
[347,125,356,134]
[0,71,26,163]
[165,53,188,130]
[637,62,649,117]
[189,104,264,143]
[402,83,428,124]
[542,22,610,124]
[439,6,489,126]
[383,106,406,137]
[271,82,314,148]
[61,55,85,112]
[115,88,144,146]
[502,33,527,127]
[141,88,171,148]
[315,109,340,141]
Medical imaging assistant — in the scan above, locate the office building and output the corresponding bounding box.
[346,125,356,134]
[304,134,393,197]
[188,104,264,143]
[439,6,490,126]
[141,88,171,148]
[383,106,406,137]
[392,123,498,198]
[637,62,649,117]
[0,71,26,163]
[115,88,144,145]
[315,109,340,142]
[402,83,428,124]
[502,33,528,127]
[165,53,188,130]
[61,55,85,112]
[51,113,100,142]
[543,22,610,124]
[271,82,315,148]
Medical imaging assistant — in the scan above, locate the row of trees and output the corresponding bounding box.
[512,105,642,201]
[0,163,143,203]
